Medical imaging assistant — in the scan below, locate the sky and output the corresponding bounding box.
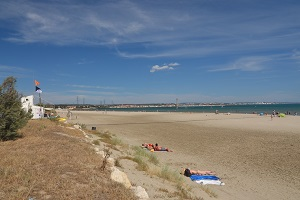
[0,0,300,105]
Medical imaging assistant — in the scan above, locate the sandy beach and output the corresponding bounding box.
[58,110,300,200]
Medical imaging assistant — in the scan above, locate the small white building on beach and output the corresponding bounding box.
[21,95,44,119]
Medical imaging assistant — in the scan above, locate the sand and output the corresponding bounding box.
[58,110,300,200]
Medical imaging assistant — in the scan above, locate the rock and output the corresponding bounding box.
[95,150,105,158]
[131,186,149,199]
[110,167,131,188]
[94,147,100,152]
[73,124,81,129]
[107,157,115,166]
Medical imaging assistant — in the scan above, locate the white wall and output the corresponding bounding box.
[21,95,44,119]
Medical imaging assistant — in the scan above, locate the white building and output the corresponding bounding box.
[21,95,44,119]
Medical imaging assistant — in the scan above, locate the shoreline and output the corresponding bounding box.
[57,110,300,200]
[68,102,300,116]
[67,109,300,115]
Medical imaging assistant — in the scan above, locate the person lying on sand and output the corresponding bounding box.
[181,168,216,177]
[154,143,173,152]
[142,143,154,150]
[142,143,173,152]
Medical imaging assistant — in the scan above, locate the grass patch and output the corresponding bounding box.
[115,158,122,168]
[132,156,149,171]
[132,146,159,165]
[92,130,124,148]
[92,140,100,145]
[158,188,169,193]
[114,156,136,168]
[148,153,159,165]
[111,137,123,146]
[116,155,150,172]
[159,165,183,183]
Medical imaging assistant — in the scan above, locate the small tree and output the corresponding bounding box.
[0,76,32,141]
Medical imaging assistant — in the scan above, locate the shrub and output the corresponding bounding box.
[0,77,32,141]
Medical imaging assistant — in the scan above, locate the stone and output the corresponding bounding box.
[110,167,131,188]
[95,150,105,158]
[107,157,115,166]
[73,124,81,129]
[131,186,149,199]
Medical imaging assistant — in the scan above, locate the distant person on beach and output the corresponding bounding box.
[142,143,154,150]
[154,143,172,152]
[181,168,216,177]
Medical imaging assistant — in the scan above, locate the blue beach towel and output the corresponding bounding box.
[190,175,220,181]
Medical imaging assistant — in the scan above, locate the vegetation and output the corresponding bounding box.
[114,146,205,200]
[0,76,32,141]
[0,119,137,200]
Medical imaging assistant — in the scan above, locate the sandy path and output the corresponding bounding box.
[60,110,300,200]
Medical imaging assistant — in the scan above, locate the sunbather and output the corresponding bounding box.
[142,143,154,150]
[154,143,172,152]
[181,168,216,177]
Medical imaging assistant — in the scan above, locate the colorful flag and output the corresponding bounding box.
[35,86,42,93]
[34,80,40,86]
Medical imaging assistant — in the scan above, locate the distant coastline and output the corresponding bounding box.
[91,103,300,115]
[55,102,300,116]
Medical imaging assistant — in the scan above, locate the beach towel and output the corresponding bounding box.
[194,179,225,185]
[190,175,225,185]
[190,175,220,181]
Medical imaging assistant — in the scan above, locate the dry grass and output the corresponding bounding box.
[0,119,137,200]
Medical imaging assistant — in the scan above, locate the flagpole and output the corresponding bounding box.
[39,92,42,119]
[34,80,42,119]
[38,90,41,106]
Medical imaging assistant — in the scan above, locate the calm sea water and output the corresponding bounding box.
[98,104,300,115]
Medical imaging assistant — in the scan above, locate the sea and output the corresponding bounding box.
[97,103,300,115]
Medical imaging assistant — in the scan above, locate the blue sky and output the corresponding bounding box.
[0,0,300,105]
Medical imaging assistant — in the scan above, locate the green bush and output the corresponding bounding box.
[0,77,32,141]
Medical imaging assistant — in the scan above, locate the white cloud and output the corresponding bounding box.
[77,59,94,65]
[1,1,300,58]
[208,53,296,72]
[150,63,180,73]
[68,90,116,96]
[168,62,180,67]
[0,64,33,78]
[209,57,269,72]
[292,49,300,62]
[66,84,119,90]
[0,65,27,72]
